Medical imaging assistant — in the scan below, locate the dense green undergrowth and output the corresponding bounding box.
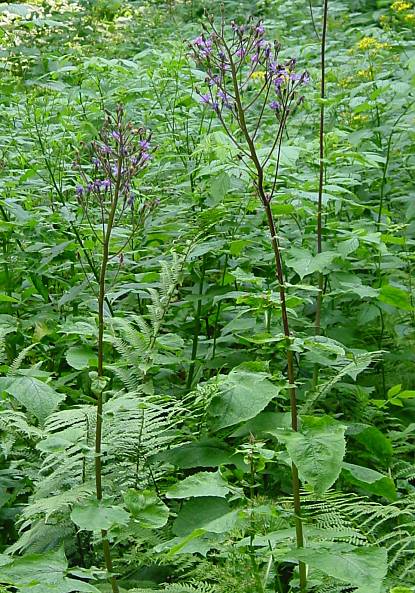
[0,0,414,592]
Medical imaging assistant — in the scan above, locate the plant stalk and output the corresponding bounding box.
[313,0,329,391]
[94,155,123,593]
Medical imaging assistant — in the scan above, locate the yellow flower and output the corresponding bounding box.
[251,70,266,81]
[356,36,389,52]
[391,0,412,11]
[357,68,371,78]
[352,114,369,123]
[404,12,415,21]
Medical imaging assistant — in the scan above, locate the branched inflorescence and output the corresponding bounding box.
[190,17,309,202]
[74,105,156,236]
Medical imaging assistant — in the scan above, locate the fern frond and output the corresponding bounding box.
[7,343,38,375]
[302,351,383,413]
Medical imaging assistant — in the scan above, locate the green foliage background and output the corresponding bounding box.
[0,0,414,592]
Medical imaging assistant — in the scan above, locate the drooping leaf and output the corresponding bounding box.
[207,365,283,430]
[346,424,393,465]
[286,248,337,279]
[0,376,65,421]
[286,543,387,593]
[342,462,397,500]
[65,346,97,370]
[70,500,130,531]
[157,438,238,468]
[0,547,100,592]
[379,284,412,311]
[165,470,232,499]
[173,497,231,536]
[123,489,169,528]
[271,416,346,494]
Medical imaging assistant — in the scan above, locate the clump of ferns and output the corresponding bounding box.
[294,491,415,582]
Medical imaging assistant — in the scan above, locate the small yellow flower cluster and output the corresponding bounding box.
[250,71,266,81]
[357,68,372,79]
[404,12,415,22]
[391,0,412,11]
[356,36,389,51]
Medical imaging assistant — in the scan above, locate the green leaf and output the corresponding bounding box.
[388,384,402,398]
[123,489,169,528]
[210,171,231,203]
[0,547,66,585]
[157,439,237,468]
[286,248,337,279]
[207,365,283,430]
[173,497,231,536]
[165,470,232,499]
[379,285,413,311]
[230,412,291,437]
[0,376,65,421]
[71,500,130,531]
[342,462,397,500]
[66,346,97,370]
[286,543,387,593]
[346,424,393,464]
[272,416,346,494]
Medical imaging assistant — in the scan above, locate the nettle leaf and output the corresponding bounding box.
[0,547,100,592]
[70,500,130,531]
[286,543,387,593]
[342,462,397,501]
[65,346,97,370]
[173,497,230,536]
[207,365,283,430]
[271,416,346,494]
[157,438,238,468]
[210,171,231,203]
[0,376,65,421]
[165,470,232,499]
[124,489,169,528]
[0,546,66,585]
[379,284,413,310]
[286,248,337,279]
[346,424,393,464]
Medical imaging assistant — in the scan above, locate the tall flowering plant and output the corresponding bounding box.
[191,18,309,591]
[74,105,154,593]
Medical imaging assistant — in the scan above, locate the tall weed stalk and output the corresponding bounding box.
[74,105,153,593]
[190,17,309,590]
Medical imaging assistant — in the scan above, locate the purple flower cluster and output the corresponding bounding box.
[74,105,153,210]
[190,18,309,118]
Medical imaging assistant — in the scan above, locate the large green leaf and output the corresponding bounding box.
[0,376,65,421]
[157,438,238,468]
[379,284,413,310]
[165,470,232,499]
[342,462,397,500]
[65,346,97,370]
[124,489,169,528]
[286,543,387,593]
[286,248,337,279]
[271,416,346,494]
[346,423,393,465]
[207,365,283,430]
[0,547,100,592]
[173,497,230,536]
[71,500,130,531]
